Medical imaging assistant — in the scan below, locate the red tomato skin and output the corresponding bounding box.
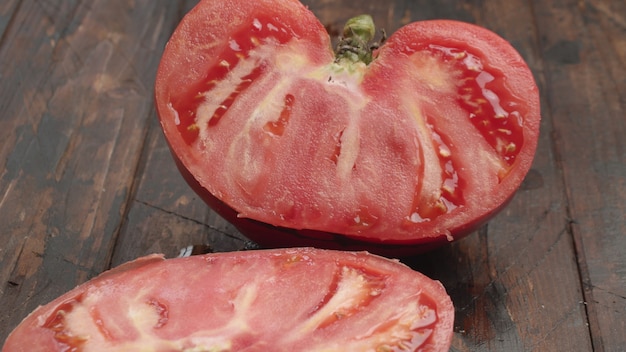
[3,248,454,352]
[155,0,541,255]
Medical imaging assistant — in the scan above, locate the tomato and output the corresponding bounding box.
[154,0,540,255]
[2,248,454,351]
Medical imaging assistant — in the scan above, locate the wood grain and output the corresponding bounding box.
[0,0,184,340]
[531,0,626,349]
[0,0,624,350]
[110,116,248,267]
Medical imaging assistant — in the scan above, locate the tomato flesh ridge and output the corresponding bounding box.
[263,93,295,136]
[405,115,465,224]
[91,308,115,342]
[308,266,386,329]
[402,43,526,171]
[208,66,265,128]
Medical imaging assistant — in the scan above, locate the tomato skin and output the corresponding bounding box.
[2,248,454,352]
[155,0,540,255]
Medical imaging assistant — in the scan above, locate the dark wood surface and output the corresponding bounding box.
[1,0,624,350]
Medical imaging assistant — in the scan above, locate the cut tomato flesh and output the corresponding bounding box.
[173,15,294,146]
[423,44,527,168]
[3,249,455,351]
[155,0,541,252]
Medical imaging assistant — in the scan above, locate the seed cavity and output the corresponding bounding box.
[147,299,169,329]
[405,121,464,223]
[207,66,263,127]
[263,94,295,136]
[429,45,526,166]
[330,129,345,165]
[42,294,89,350]
[173,16,293,145]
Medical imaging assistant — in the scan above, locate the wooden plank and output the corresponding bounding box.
[0,0,20,39]
[531,0,626,350]
[0,0,185,342]
[1,0,619,350]
[0,0,83,341]
[458,1,592,350]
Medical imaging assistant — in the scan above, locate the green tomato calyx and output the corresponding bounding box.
[335,15,384,66]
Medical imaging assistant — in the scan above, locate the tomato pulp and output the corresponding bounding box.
[3,248,454,351]
[154,0,541,255]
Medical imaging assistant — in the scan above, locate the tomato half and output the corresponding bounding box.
[154,0,540,255]
[2,248,454,351]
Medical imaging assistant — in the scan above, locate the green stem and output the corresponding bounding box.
[335,15,377,65]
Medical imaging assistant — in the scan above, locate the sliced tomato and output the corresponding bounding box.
[3,248,454,351]
[154,0,540,255]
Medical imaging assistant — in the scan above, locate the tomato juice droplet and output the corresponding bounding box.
[170,16,295,146]
[350,205,379,230]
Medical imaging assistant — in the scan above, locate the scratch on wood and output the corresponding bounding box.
[585,1,626,29]
[0,177,18,210]
[80,108,125,237]
[588,285,626,301]
[135,199,246,242]
[148,10,166,51]
[53,128,77,182]
[502,226,569,287]
[0,1,23,47]
[529,303,587,350]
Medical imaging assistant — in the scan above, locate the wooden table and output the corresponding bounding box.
[1,0,624,350]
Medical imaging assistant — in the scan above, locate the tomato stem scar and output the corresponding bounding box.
[335,15,384,65]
